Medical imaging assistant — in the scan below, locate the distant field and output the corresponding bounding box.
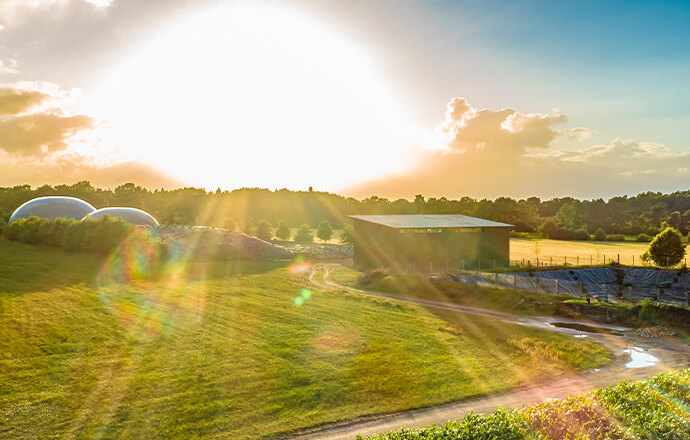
[510,237,653,267]
[0,240,608,439]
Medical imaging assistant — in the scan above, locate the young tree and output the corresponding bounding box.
[316,220,333,243]
[255,220,273,242]
[641,227,686,267]
[294,224,313,243]
[339,225,354,244]
[275,221,290,241]
[593,228,607,241]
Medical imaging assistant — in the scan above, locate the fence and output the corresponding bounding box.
[446,267,690,307]
[511,254,687,268]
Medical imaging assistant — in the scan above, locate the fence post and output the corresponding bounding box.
[462,259,465,271]
[603,254,606,265]
[493,259,496,269]
[633,255,635,266]
[550,256,552,266]
[577,256,579,266]
[617,254,620,264]
[629,285,633,301]
[494,272,498,284]
[564,256,567,266]
[590,255,592,265]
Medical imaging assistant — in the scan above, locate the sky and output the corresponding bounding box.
[0,0,688,200]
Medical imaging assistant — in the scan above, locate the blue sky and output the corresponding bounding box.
[0,0,688,198]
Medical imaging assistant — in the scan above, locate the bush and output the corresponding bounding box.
[6,215,133,254]
[339,225,354,244]
[255,220,272,242]
[275,221,290,241]
[573,229,590,240]
[636,233,652,242]
[641,227,686,267]
[593,228,607,241]
[607,234,626,242]
[294,224,313,243]
[538,220,574,240]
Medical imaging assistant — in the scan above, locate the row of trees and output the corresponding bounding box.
[254,220,339,244]
[1,182,689,238]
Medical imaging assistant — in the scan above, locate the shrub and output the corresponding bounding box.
[641,227,686,267]
[6,215,133,254]
[275,221,290,241]
[294,224,313,243]
[339,225,354,244]
[255,220,273,242]
[358,269,388,286]
[316,220,333,243]
[593,228,607,241]
[607,234,626,241]
[573,229,590,240]
[636,233,652,242]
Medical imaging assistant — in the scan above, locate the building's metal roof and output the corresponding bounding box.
[349,214,513,229]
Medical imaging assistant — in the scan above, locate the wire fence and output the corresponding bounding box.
[511,254,687,268]
[446,268,690,307]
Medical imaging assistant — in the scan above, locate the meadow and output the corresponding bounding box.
[0,239,611,439]
[360,369,690,440]
[510,237,652,266]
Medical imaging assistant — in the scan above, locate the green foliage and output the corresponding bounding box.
[641,227,686,266]
[255,220,273,242]
[275,221,290,241]
[636,233,652,242]
[294,224,313,243]
[363,369,690,440]
[316,220,333,243]
[607,233,626,241]
[593,228,607,241]
[359,409,535,440]
[6,215,133,254]
[573,228,590,240]
[339,225,354,244]
[0,241,611,439]
[217,217,238,231]
[3,182,690,236]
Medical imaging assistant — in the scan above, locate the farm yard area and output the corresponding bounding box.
[510,238,654,267]
[0,240,612,439]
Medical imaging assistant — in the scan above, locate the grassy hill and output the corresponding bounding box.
[360,369,690,440]
[0,239,609,439]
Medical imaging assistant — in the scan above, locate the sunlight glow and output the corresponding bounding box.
[92,2,423,191]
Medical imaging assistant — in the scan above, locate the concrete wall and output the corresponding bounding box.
[353,219,510,270]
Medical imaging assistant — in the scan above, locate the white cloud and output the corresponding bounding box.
[0,0,114,27]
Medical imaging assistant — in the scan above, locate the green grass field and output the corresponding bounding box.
[0,239,609,439]
[511,237,653,266]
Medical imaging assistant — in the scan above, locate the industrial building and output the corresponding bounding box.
[349,214,512,270]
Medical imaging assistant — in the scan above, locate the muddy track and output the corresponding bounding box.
[281,264,690,440]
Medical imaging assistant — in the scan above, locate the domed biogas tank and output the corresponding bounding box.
[84,207,159,226]
[9,196,96,222]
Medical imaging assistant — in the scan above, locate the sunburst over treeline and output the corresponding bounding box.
[1,182,688,238]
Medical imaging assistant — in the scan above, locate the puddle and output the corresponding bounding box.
[573,334,588,338]
[623,347,659,368]
[549,322,625,336]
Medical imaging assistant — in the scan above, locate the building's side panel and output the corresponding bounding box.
[353,219,511,270]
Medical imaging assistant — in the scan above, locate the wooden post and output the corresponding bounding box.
[550,256,552,266]
[632,254,635,266]
[617,254,620,264]
[590,255,592,265]
[564,256,567,266]
[577,256,579,266]
[494,272,498,284]
[462,260,465,271]
[493,259,496,269]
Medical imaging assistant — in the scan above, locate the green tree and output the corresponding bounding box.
[339,225,354,244]
[275,221,290,241]
[255,220,272,242]
[294,224,313,243]
[593,228,607,241]
[641,227,686,267]
[316,220,333,243]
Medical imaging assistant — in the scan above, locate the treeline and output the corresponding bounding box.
[1,182,689,238]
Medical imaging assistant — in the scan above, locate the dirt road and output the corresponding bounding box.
[283,264,690,440]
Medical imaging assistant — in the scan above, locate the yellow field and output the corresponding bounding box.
[510,238,653,267]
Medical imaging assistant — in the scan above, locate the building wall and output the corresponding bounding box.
[353,219,510,270]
